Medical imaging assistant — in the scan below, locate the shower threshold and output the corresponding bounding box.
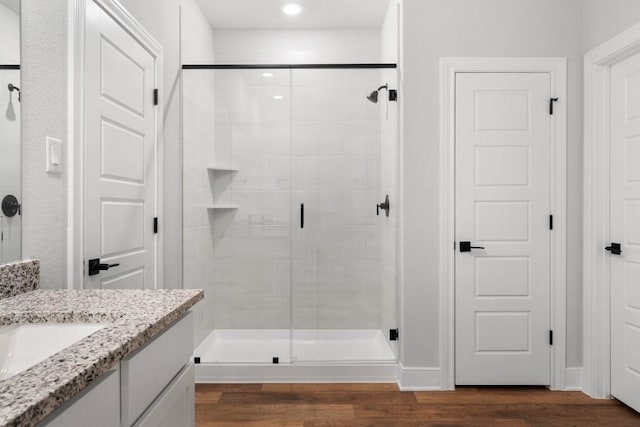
[193,329,399,383]
[195,329,396,363]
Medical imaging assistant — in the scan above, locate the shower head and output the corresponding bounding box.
[367,84,387,104]
[366,84,397,103]
[7,84,20,102]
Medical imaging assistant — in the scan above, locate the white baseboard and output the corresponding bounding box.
[397,365,441,390]
[195,363,582,391]
[565,367,583,391]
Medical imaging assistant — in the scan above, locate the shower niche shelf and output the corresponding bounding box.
[207,164,238,172]
[207,204,239,210]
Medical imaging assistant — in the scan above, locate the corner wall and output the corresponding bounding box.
[582,0,640,53]
[180,1,217,346]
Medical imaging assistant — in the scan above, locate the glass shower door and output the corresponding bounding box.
[183,68,293,364]
[290,68,398,363]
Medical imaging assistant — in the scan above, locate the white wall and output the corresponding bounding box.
[400,0,584,370]
[20,0,68,288]
[583,0,640,53]
[211,29,380,64]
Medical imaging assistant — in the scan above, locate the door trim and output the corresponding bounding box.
[583,21,640,399]
[68,0,164,289]
[439,57,568,390]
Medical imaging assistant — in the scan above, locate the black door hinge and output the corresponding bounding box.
[390,329,399,341]
[153,88,159,106]
[272,357,279,364]
[153,217,158,234]
[549,330,553,346]
[194,357,201,364]
[549,215,553,230]
[549,98,559,115]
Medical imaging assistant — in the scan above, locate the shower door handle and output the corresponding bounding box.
[300,204,304,229]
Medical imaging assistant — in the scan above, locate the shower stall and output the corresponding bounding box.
[182,64,399,380]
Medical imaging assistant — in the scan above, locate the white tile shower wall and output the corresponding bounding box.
[180,1,218,347]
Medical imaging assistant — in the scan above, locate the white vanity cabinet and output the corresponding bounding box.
[39,313,194,427]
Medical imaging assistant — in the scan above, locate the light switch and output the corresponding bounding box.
[46,136,62,174]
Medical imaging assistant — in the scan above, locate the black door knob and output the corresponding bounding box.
[605,243,622,255]
[460,241,485,252]
[88,258,120,276]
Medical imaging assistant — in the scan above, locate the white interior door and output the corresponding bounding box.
[610,52,640,413]
[455,73,551,385]
[84,0,158,289]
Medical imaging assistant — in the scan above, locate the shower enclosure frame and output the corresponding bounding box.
[181,62,401,383]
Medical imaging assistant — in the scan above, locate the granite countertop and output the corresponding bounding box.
[0,289,204,427]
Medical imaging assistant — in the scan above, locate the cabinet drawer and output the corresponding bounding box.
[40,368,120,427]
[134,363,195,427]
[121,312,193,426]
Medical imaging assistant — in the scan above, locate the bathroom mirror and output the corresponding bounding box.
[0,0,21,264]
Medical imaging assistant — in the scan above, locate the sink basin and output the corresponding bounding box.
[0,323,106,381]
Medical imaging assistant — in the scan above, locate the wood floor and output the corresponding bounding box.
[195,383,640,426]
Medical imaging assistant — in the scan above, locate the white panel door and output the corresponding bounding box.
[610,52,640,413]
[455,73,551,385]
[84,0,157,289]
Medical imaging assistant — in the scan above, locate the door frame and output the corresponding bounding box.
[583,21,640,399]
[67,0,164,289]
[439,57,568,390]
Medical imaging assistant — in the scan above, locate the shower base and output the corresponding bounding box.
[194,329,399,383]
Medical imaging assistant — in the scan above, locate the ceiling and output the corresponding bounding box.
[0,0,19,14]
[195,0,391,30]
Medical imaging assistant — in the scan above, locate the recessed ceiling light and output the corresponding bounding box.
[262,72,274,78]
[282,2,302,16]
[273,95,284,100]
